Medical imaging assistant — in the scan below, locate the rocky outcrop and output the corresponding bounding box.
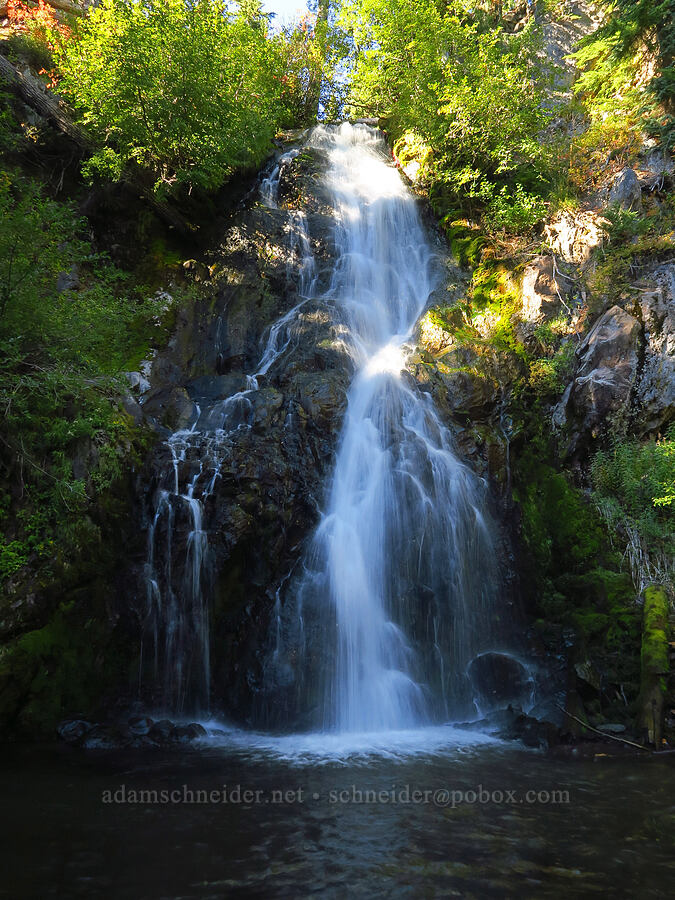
[544,210,608,264]
[555,304,641,450]
[124,145,354,718]
[634,264,675,435]
[608,168,643,212]
[520,255,570,324]
[555,263,675,451]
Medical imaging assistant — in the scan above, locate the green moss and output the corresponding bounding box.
[442,219,486,268]
[0,598,129,737]
[519,464,604,575]
[641,586,670,676]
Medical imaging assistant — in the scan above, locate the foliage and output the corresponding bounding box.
[0,163,168,584]
[483,184,548,234]
[591,428,675,564]
[54,0,320,197]
[573,0,675,151]
[339,0,551,228]
[5,0,70,72]
[528,340,574,400]
[568,113,642,194]
[590,199,675,304]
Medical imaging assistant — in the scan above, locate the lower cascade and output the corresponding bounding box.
[142,123,532,729]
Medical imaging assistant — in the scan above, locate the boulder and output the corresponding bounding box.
[57,719,94,744]
[520,255,569,323]
[56,265,80,293]
[141,386,198,431]
[557,305,641,448]
[608,168,642,212]
[634,264,675,435]
[544,210,608,265]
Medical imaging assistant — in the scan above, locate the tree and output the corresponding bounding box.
[54,0,292,196]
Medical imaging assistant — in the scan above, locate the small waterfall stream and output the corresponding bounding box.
[142,174,317,714]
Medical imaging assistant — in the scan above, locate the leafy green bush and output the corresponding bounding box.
[339,0,550,221]
[591,428,675,586]
[54,0,299,196]
[484,184,548,234]
[573,0,675,151]
[0,166,168,583]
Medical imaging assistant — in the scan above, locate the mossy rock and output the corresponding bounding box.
[0,599,130,738]
[641,586,670,676]
[636,585,670,744]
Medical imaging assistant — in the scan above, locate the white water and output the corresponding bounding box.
[144,123,529,726]
[264,125,519,732]
[143,169,318,713]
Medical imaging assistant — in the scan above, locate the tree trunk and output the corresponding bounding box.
[0,52,194,233]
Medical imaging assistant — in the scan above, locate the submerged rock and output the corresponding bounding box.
[459,707,560,749]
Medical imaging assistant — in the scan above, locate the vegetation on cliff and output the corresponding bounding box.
[0,0,673,738]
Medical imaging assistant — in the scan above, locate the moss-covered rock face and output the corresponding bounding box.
[0,599,129,738]
[0,459,143,738]
[407,204,668,734]
[637,586,670,745]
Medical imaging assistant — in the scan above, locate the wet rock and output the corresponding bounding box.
[251,387,285,430]
[459,706,560,749]
[120,393,145,426]
[172,722,207,743]
[150,356,183,389]
[185,374,248,402]
[142,386,198,431]
[80,724,132,750]
[57,719,94,744]
[408,345,499,423]
[125,371,151,395]
[468,652,534,708]
[128,715,154,736]
[148,719,174,743]
[608,168,642,212]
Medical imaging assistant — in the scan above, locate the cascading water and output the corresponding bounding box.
[142,169,317,714]
[143,122,531,727]
[261,124,528,732]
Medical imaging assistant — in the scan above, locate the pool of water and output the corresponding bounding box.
[1,728,673,897]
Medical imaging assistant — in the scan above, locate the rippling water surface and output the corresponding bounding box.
[1,734,673,897]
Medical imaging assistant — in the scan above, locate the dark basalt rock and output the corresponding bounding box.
[57,716,209,749]
[458,706,561,750]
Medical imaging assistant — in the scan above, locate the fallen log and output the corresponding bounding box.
[0,51,194,233]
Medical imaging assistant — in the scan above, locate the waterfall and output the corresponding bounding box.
[142,122,530,726]
[142,171,317,714]
[262,124,523,732]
